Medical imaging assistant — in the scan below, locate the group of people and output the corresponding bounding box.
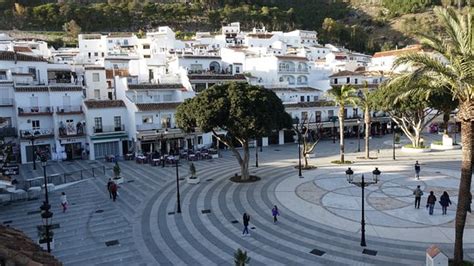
[413,185,452,215]
[242,205,280,236]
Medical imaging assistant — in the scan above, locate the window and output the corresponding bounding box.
[123,40,129,45]
[143,44,150,49]
[94,52,98,57]
[88,52,91,59]
[114,116,121,130]
[301,111,308,121]
[144,55,150,58]
[101,52,105,57]
[28,67,36,80]
[94,89,100,99]
[353,108,358,118]
[346,77,350,83]
[300,96,305,102]
[108,40,113,44]
[163,94,172,101]
[306,96,310,102]
[142,115,153,124]
[161,114,171,128]
[235,66,240,73]
[313,96,319,101]
[32,120,40,129]
[315,111,321,122]
[94,117,102,132]
[333,79,338,84]
[328,110,334,118]
[0,71,6,80]
[92,73,100,82]
[354,78,358,84]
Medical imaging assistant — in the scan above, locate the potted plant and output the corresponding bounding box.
[234,248,250,266]
[113,162,124,184]
[187,162,200,184]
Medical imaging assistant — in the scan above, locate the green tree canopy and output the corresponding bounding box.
[176,82,292,180]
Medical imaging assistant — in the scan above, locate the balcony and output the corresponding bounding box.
[0,98,13,106]
[0,127,17,138]
[93,124,125,134]
[20,128,54,139]
[59,122,85,138]
[18,106,53,116]
[56,105,83,114]
[137,123,160,132]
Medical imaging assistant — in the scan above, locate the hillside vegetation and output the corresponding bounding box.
[0,0,471,53]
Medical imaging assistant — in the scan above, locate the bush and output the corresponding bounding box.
[403,144,428,149]
[331,160,353,164]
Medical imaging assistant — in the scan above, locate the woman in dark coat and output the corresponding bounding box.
[440,191,452,215]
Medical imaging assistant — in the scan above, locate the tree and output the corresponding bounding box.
[374,77,442,148]
[113,162,121,178]
[294,116,322,168]
[234,248,250,266]
[394,7,473,264]
[176,82,292,181]
[328,85,357,162]
[63,19,81,39]
[356,83,374,159]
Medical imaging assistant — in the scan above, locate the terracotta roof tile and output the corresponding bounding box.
[329,70,357,78]
[84,100,125,109]
[14,86,49,92]
[276,55,308,61]
[0,51,46,62]
[49,86,83,92]
[373,45,423,58]
[0,225,62,265]
[13,46,33,53]
[136,102,181,111]
[128,84,184,90]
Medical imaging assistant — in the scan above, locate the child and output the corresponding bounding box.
[60,192,68,213]
[272,205,280,223]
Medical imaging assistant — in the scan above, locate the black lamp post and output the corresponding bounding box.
[24,130,41,170]
[255,138,259,168]
[40,153,53,252]
[175,157,181,213]
[392,122,397,160]
[357,119,361,152]
[346,167,381,247]
[298,131,303,178]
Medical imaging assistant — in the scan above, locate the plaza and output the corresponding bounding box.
[0,134,473,265]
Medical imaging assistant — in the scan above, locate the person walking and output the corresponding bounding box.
[242,213,250,236]
[107,178,114,199]
[426,191,436,215]
[413,185,423,209]
[440,191,452,215]
[272,205,280,223]
[60,192,68,213]
[110,182,118,202]
[414,161,421,180]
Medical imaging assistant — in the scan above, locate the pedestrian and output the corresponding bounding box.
[271,205,279,223]
[110,182,118,202]
[440,191,452,215]
[426,191,436,215]
[413,185,423,209]
[107,178,114,199]
[60,192,68,213]
[242,213,250,236]
[414,161,421,180]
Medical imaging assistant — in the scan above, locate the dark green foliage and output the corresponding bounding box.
[382,0,439,16]
[234,248,250,266]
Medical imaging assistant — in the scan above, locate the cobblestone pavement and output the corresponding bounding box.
[1,134,473,265]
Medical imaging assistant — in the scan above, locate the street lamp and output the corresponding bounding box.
[23,130,41,170]
[255,138,259,168]
[357,119,361,152]
[346,167,381,247]
[175,157,181,213]
[40,153,53,252]
[392,121,397,160]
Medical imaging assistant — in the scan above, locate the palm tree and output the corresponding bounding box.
[394,7,473,265]
[357,82,373,159]
[328,85,357,163]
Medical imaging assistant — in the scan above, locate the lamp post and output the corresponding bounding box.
[255,138,259,168]
[357,119,361,152]
[24,130,41,170]
[298,131,303,178]
[40,153,53,252]
[392,121,397,160]
[175,157,181,213]
[346,167,381,247]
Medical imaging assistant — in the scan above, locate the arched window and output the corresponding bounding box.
[209,61,221,73]
[297,75,308,85]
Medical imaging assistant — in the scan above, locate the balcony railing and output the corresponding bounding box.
[93,124,125,134]
[56,106,83,114]
[20,128,54,139]
[0,98,13,106]
[48,79,74,85]
[0,127,17,137]
[18,106,53,116]
[137,123,160,131]
[59,123,85,138]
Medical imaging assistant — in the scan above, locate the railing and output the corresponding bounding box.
[48,79,74,84]
[23,166,106,190]
[0,98,13,106]
[19,128,54,139]
[56,106,83,114]
[137,123,161,131]
[59,127,85,137]
[0,127,16,137]
[18,106,53,116]
[93,124,125,134]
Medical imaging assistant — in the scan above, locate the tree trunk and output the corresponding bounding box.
[365,107,370,159]
[240,141,250,181]
[304,154,309,168]
[453,116,473,265]
[339,106,345,162]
